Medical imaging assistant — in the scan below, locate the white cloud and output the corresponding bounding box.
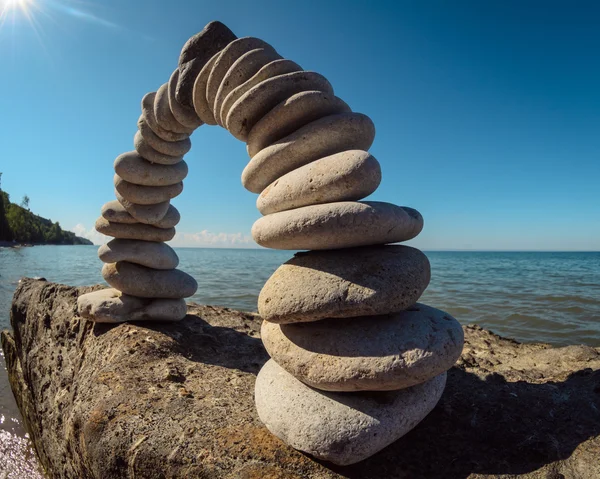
[71,223,108,245]
[171,230,258,248]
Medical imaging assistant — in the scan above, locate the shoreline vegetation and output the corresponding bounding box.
[0,173,92,247]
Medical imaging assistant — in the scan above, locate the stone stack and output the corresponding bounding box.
[77,21,465,464]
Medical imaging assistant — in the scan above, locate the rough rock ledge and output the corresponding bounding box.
[2,278,600,479]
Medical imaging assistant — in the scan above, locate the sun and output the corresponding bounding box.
[1,0,33,13]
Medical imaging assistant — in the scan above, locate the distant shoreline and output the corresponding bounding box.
[0,241,91,249]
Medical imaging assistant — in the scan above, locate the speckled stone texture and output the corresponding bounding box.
[3,279,600,478]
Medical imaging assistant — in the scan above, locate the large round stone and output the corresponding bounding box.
[192,52,221,125]
[101,262,198,299]
[114,174,183,205]
[214,48,281,126]
[95,217,175,242]
[255,359,446,466]
[242,112,375,193]
[226,71,333,141]
[114,151,188,187]
[219,59,302,128]
[137,117,192,157]
[262,303,464,391]
[257,150,381,215]
[252,201,424,250]
[98,239,179,270]
[258,245,430,323]
[247,90,351,157]
[77,288,187,323]
[134,132,184,166]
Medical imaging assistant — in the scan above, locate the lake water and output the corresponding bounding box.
[1,246,599,477]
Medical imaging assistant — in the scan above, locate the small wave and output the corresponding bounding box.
[538,295,600,305]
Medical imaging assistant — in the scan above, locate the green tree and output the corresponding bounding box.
[21,195,30,210]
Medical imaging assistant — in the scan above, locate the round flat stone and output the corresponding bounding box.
[101,200,137,224]
[242,112,375,193]
[214,48,281,126]
[206,37,274,113]
[168,69,203,129]
[95,217,175,242]
[226,71,333,141]
[154,83,191,134]
[114,174,183,205]
[252,201,424,250]
[137,117,192,157]
[77,289,187,323]
[141,92,191,142]
[134,132,184,166]
[114,151,188,186]
[193,52,221,125]
[114,193,170,225]
[255,359,446,466]
[102,261,198,299]
[257,150,381,215]
[219,59,302,128]
[247,90,351,157]
[262,303,464,392]
[258,245,430,323]
[98,239,179,270]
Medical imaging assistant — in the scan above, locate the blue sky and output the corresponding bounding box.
[0,0,598,250]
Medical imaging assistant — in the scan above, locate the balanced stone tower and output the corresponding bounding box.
[77,21,465,465]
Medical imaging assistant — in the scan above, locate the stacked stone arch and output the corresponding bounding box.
[77,21,464,465]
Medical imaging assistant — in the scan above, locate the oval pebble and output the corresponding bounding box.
[101,200,138,224]
[257,150,381,215]
[114,192,170,225]
[134,132,184,165]
[142,92,191,142]
[114,151,188,186]
[219,59,302,128]
[258,245,430,323]
[192,52,221,125]
[137,117,192,157]
[226,71,333,141]
[252,201,423,250]
[154,83,191,134]
[255,359,446,466]
[102,261,198,298]
[242,112,375,193]
[214,48,281,126]
[262,303,464,391]
[247,90,350,157]
[95,217,175,242]
[168,69,203,129]
[98,239,179,270]
[114,174,183,205]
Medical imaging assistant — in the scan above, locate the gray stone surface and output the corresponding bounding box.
[247,90,351,157]
[242,112,375,193]
[214,48,281,127]
[258,245,430,323]
[114,174,183,205]
[142,92,191,142]
[226,71,333,141]
[154,83,191,134]
[102,262,198,299]
[4,278,600,478]
[168,69,203,129]
[134,131,184,165]
[192,52,221,125]
[262,303,464,391]
[77,288,187,323]
[137,116,192,157]
[101,200,138,224]
[114,151,188,186]
[177,21,237,107]
[255,359,446,465]
[98,239,179,270]
[206,37,274,114]
[252,201,424,250]
[114,192,170,225]
[257,150,381,214]
[95,217,175,242]
[219,58,302,128]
